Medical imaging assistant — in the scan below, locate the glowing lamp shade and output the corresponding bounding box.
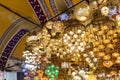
[118,21,120,26]
[74,1,91,22]
[103,55,111,60]
[60,13,69,21]
[101,7,109,16]
[103,60,113,68]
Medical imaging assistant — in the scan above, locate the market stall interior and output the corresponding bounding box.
[0,0,120,80]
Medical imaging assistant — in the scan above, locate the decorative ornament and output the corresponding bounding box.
[46,21,54,29]
[28,70,36,78]
[60,13,69,21]
[103,61,113,67]
[118,21,120,26]
[101,6,109,16]
[45,64,60,80]
[109,6,117,17]
[37,70,44,78]
[74,1,91,22]
[110,71,117,76]
[103,55,111,60]
[89,1,98,10]
[112,52,119,58]
[97,0,107,5]
[42,77,48,80]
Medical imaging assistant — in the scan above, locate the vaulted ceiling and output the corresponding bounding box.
[0,0,80,69]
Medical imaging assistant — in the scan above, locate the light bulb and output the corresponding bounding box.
[64,33,68,37]
[73,34,78,38]
[67,36,71,40]
[78,46,82,50]
[91,54,94,57]
[69,31,74,35]
[80,48,84,52]
[81,33,85,38]
[75,49,79,52]
[107,74,111,77]
[89,51,94,55]
[78,70,85,75]
[86,58,90,62]
[89,63,94,67]
[83,54,88,57]
[77,29,82,33]
[71,46,75,51]
[77,39,81,42]
[68,44,72,47]
[84,75,89,79]
[87,60,91,63]
[72,72,76,76]
[82,31,85,34]
[75,42,78,45]
[93,58,97,62]
[80,42,84,46]
[63,39,67,43]
[56,53,60,57]
[63,52,67,55]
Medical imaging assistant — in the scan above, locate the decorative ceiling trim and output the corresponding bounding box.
[28,0,47,25]
[0,18,24,44]
[49,0,59,20]
[0,29,28,70]
[64,0,74,7]
[38,0,52,19]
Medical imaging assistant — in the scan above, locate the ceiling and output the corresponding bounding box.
[0,0,80,69]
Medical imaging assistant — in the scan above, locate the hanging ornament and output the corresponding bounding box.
[110,71,117,76]
[101,6,109,16]
[112,52,119,58]
[103,55,111,60]
[103,60,113,67]
[109,6,117,17]
[118,21,120,26]
[42,77,48,80]
[97,0,107,5]
[74,76,81,80]
[37,70,44,78]
[46,21,54,29]
[45,64,60,80]
[89,1,98,10]
[74,1,91,22]
[60,13,69,21]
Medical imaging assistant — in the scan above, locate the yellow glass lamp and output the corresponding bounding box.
[98,52,105,57]
[88,73,97,80]
[112,52,119,58]
[46,21,54,29]
[93,48,99,52]
[107,44,114,49]
[115,59,120,64]
[37,70,44,78]
[101,26,108,31]
[42,77,48,80]
[110,71,117,76]
[103,55,111,60]
[99,45,105,50]
[94,41,100,46]
[103,60,113,68]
